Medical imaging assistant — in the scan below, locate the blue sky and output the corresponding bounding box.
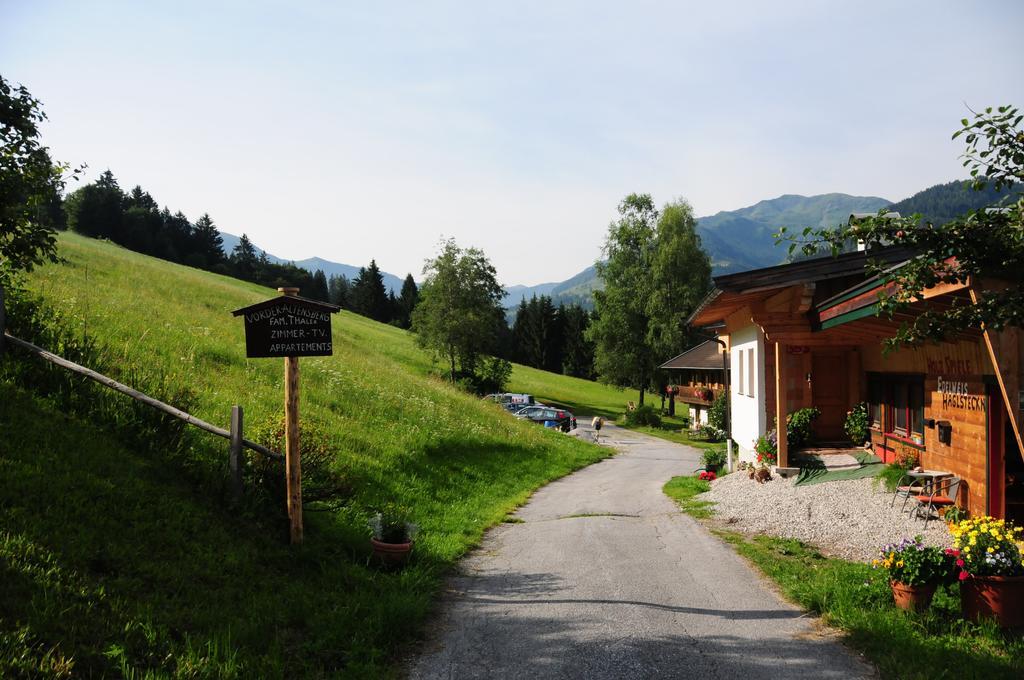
[3,1,1023,284]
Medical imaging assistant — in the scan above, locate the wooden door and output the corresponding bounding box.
[811,352,849,442]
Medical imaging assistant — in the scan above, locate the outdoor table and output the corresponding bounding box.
[906,469,952,494]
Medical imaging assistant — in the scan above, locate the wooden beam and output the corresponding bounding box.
[775,341,788,468]
[970,283,1024,455]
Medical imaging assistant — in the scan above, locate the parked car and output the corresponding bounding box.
[485,393,536,412]
[513,405,577,432]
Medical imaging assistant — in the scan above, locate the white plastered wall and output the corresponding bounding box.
[730,324,768,462]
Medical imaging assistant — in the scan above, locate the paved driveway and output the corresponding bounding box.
[408,421,873,679]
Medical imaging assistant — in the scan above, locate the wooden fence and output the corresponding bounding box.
[0,287,281,498]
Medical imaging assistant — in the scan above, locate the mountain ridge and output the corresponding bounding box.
[221,182,1008,310]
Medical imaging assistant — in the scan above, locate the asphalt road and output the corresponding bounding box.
[407,421,874,679]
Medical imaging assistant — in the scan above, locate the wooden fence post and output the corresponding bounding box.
[229,405,244,500]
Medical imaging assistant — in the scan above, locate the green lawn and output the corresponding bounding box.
[662,474,1024,679]
[662,476,715,518]
[1,232,628,677]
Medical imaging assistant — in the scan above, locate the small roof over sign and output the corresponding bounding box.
[232,294,341,317]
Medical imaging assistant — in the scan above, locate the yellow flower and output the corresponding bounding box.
[964,546,971,553]
[988,547,995,553]
[897,560,904,568]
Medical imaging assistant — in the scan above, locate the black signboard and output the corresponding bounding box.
[232,294,340,358]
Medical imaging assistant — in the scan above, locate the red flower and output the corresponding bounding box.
[955,559,964,567]
[958,571,969,581]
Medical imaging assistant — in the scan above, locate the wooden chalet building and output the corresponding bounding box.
[660,340,727,428]
[689,247,1024,521]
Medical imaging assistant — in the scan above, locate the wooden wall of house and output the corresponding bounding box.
[863,339,992,514]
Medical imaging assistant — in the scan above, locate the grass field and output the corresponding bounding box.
[1,232,636,677]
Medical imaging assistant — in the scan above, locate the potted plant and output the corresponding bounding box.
[369,504,418,567]
[701,448,726,474]
[948,516,1024,627]
[844,402,870,446]
[754,432,777,467]
[872,536,950,612]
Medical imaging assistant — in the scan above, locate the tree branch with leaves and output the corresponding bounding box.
[1,75,80,285]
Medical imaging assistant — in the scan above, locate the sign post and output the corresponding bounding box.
[233,287,340,544]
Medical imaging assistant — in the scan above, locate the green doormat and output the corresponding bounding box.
[794,451,883,486]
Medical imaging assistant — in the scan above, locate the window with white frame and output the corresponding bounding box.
[747,347,755,398]
[737,350,746,395]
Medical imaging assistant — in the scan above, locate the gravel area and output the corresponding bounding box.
[702,471,953,562]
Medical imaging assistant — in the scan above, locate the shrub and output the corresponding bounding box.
[708,392,728,431]
[451,356,512,395]
[249,416,352,507]
[844,402,869,445]
[878,463,909,492]
[624,404,662,428]
[785,407,820,449]
[694,424,725,442]
[701,448,726,468]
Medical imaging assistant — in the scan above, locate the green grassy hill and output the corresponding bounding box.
[0,232,633,677]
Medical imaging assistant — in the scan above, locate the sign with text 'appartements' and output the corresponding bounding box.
[232,295,340,358]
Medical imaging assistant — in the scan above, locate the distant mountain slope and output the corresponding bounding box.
[502,193,893,308]
[888,180,1020,225]
[697,193,891,272]
[502,265,601,308]
[219,232,404,293]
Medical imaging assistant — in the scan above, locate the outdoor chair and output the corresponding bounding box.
[891,474,926,515]
[912,476,962,530]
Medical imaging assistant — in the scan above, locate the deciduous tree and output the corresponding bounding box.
[1,75,76,283]
[647,199,711,361]
[412,239,505,382]
[587,194,658,404]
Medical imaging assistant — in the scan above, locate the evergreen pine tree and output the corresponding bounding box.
[230,233,259,280]
[189,213,224,269]
[328,274,351,308]
[311,269,330,302]
[351,260,389,322]
[397,274,419,328]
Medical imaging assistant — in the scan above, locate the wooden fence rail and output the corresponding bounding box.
[2,329,283,496]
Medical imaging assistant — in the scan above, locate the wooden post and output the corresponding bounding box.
[279,287,303,545]
[775,341,788,468]
[229,405,244,500]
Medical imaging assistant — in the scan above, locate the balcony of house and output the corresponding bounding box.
[675,382,726,407]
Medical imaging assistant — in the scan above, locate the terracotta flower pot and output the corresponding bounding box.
[960,575,1024,628]
[370,537,413,566]
[891,580,938,612]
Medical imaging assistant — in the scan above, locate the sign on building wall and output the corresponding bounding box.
[928,358,986,413]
